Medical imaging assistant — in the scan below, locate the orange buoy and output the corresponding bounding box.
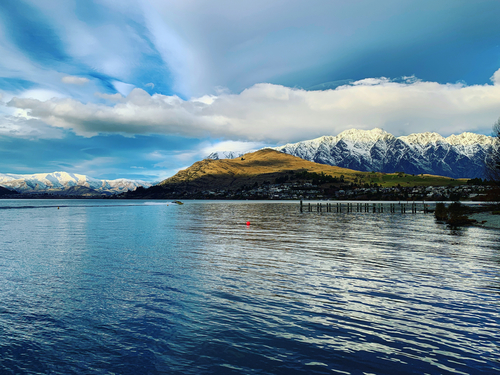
[246,221,250,225]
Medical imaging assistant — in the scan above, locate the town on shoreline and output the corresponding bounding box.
[1,179,497,202]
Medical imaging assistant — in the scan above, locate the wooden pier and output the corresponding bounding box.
[299,201,431,214]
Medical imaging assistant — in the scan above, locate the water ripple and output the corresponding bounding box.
[0,200,499,374]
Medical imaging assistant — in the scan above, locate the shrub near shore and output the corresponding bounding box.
[434,202,477,227]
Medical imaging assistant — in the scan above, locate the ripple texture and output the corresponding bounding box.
[0,200,499,374]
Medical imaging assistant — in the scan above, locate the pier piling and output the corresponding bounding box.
[301,201,433,214]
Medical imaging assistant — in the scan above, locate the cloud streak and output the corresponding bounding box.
[61,76,89,85]
[8,71,500,142]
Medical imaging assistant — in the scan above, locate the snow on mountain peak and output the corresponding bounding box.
[400,132,445,145]
[0,171,152,194]
[271,128,499,178]
[206,151,248,160]
[336,128,394,143]
[445,132,495,146]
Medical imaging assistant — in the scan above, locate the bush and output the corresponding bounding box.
[434,202,476,226]
[434,202,448,220]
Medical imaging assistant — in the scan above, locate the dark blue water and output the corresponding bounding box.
[0,200,499,374]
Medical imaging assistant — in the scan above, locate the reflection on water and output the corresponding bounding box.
[0,200,499,374]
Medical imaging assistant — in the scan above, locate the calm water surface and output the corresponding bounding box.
[0,199,499,374]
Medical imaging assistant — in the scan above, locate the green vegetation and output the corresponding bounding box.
[274,169,466,188]
[485,117,500,187]
[370,173,466,188]
[296,171,344,183]
[274,171,345,184]
[467,177,494,186]
[434,203,448,221]
[434,201,476,226]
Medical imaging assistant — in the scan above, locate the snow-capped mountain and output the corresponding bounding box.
[206,151,247,160]
[0,171,152,195]
[271,128,499,179]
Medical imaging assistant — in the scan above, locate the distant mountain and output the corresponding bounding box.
[0,171,152,195]
[271,128,498,179]
[206,151,247,160]
[50,186,102,197]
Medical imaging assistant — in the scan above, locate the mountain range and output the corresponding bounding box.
[0,171,152,195]
[124,149,462,199]
[2,129,496,198]
[270,128,498,179]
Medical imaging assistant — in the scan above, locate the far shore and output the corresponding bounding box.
[470,211,500,230]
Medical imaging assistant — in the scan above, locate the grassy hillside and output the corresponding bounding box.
[158,149,465,189]
[359,171,466,188]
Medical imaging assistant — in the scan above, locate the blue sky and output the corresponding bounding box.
[1,0,500,181]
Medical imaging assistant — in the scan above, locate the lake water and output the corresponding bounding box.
[0,199,499,374]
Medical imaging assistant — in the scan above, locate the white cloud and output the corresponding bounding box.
[200,140,265,155]
[61,76,90,85]
[140,1,200,97]
[19,89,66,101]
[0,116,64,139]
[491,68,500,85]
[94,92,126,102]
[7,73,500,142]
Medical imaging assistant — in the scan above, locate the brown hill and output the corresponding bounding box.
[159,148,361,188]
[124,148,464,199]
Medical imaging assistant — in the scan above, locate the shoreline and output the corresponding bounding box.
[469,212,500,230]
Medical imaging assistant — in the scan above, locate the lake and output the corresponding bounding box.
[0,199,499,374]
